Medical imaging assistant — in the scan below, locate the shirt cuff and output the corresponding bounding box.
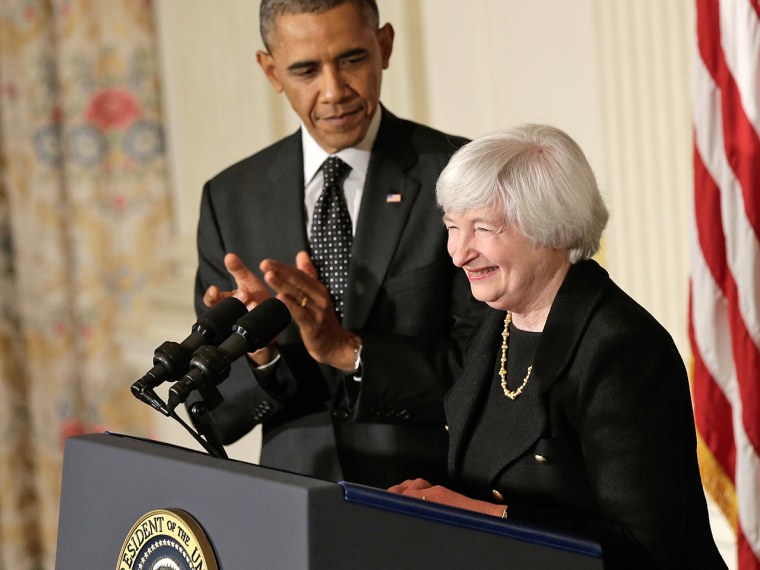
[254,348,281,371]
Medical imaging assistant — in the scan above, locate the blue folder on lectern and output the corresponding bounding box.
[55,433,603,569]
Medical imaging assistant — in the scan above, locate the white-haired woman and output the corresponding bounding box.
[389,125,725,569]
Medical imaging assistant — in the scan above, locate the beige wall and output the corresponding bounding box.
[137,2,734,565]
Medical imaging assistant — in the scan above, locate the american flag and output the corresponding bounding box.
[690,1,760,569]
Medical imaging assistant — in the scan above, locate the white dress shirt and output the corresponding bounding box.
[301,108,382,237]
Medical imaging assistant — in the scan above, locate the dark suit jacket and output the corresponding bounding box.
[446,260,726,569]
[194,109,484,487]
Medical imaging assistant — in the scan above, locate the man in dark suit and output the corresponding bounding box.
[193,0,482,487]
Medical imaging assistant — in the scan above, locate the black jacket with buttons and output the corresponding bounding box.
[445,260,726,569]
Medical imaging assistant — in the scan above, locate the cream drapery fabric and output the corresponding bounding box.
[0,1,169,566]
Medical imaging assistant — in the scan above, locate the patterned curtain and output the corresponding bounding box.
[0,1,170,567]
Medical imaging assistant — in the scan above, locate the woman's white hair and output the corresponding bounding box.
[436,124,609,263]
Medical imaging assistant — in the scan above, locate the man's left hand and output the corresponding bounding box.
[261,251,360,371]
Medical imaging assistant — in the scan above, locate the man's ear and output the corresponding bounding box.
[256,50,284,92]
[377,23,394,70]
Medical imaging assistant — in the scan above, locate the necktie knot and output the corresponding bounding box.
[323,155,351,186]
[311,156,353,320]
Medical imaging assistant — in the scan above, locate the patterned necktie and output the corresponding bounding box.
[311,156,352,320]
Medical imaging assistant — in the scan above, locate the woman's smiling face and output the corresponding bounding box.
[443,207,565,313]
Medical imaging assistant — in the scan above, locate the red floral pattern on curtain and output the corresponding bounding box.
[0,1,171,566]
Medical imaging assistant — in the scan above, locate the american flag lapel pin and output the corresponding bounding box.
[386,192,402,203]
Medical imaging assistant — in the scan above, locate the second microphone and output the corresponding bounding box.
[167,298,291,412]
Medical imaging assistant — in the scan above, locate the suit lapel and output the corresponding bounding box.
[446,310,502,476]
[343,111,420,330]
[257,131,308,265]
[532,260,611,394]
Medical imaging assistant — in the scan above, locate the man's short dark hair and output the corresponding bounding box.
[260,0,380,51]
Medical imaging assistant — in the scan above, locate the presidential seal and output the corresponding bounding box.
[117,508,218,570]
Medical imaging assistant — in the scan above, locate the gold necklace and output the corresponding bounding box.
[499,312,533,400]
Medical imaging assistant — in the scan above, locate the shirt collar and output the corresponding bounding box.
[302,107,382,185]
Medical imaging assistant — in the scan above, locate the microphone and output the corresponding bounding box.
[167,298,291,411]
[131,296,248,402]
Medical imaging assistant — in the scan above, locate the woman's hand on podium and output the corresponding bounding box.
[387,478,508,518]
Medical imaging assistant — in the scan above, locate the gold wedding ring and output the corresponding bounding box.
[299,296,308,308]
[422,496,427,501]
